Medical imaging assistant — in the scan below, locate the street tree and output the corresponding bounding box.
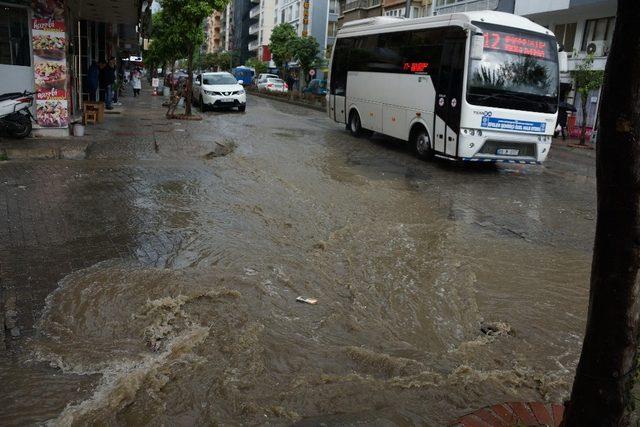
[246,57,267,75]
[160,0,228,115]
[564,1,640,424]
[571,54,604,145]
[291,35,320,89]
[144,11,183,75]
[201,52,218,71]
[269,23,297,78]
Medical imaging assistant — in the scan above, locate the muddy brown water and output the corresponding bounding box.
[1,96,595,425]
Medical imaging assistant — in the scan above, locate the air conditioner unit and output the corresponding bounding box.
[586,40,608,56]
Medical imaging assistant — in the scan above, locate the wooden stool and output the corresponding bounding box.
[84,101,105,123]
[83,109,98,125]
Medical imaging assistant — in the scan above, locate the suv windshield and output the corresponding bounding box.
[467,23,559,114]
[203,74,237,85]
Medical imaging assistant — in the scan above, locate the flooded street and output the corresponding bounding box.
[0,94,595,425]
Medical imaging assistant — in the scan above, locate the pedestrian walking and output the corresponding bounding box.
[131,68,142,97]
[87,60,100,101]
[558,107,568,140]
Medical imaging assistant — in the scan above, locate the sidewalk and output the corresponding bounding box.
[0,85,179,161]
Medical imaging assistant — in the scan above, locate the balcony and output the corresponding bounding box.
[344,0,381,12]
[249,23,260,34]
[248,40,260,50]
[249,5,261,19]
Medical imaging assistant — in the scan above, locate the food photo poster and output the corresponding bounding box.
[32,0,69,128]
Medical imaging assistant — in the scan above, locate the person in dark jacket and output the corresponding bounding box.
[99,58,116,109]
[557,107,568,140]
[87,61,100,101]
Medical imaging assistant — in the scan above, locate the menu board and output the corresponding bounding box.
[32,0,68,128]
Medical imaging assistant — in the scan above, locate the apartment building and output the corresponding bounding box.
[276,0,331,55]
[338,0,431,29]
[432,0,513,14]
[205,11,223,53]
[220,3,233,51]
[248,0,276,60]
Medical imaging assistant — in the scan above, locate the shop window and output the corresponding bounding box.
[581,17,615,51]
[0,6,31,67]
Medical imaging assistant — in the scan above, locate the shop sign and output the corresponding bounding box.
[31,0,68,128]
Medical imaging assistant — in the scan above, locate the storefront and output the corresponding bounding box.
[0,0,146,137]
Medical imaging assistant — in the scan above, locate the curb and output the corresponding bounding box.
[451,402,564,427]
[248,91,326,112]
[0,141,89,161]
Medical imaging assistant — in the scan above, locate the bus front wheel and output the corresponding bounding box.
[413,128,433,160]
[348,111,363,137]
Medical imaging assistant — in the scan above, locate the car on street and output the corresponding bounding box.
[256,73,279,86]
[257,78,288,93]
[303,79,327,96]
[192,72,246,112]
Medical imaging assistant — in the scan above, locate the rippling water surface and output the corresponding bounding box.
[0,96,595,425]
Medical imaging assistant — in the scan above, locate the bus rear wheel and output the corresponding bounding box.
[413,128,433,160]
[348,111,363,137]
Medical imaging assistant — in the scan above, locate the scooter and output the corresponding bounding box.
[0,91,35,139]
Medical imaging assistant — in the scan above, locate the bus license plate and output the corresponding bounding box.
[497,148,519,156]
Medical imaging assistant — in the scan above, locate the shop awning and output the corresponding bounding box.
[69,0,142,25]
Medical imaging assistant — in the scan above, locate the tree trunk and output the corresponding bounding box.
[580,95,588,145]
[185,47,194,116]
[564,1,640,425]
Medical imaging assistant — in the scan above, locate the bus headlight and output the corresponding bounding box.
[470,129,475,136]
[477,130,482,136]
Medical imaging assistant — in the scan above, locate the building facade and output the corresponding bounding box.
[205,11,223,53]
[432,0,514,14]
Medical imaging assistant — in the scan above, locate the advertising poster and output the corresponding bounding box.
[32,0,68,128]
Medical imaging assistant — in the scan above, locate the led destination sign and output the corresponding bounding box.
[483,31,552,59]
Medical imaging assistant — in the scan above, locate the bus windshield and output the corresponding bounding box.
[467,23,559,114]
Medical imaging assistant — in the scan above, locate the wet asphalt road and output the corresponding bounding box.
[0,93,596,425]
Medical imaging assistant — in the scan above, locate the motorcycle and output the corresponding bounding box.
[0,91,35,139]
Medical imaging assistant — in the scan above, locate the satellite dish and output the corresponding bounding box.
[586,42,597,55]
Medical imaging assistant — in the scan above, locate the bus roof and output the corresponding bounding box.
[338,11,554,39]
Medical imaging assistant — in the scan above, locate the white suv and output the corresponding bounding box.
[193,72,246,112]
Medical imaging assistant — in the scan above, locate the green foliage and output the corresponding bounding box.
[157,0,230,114]
[217,50,239,71]
[269,23,297,72]
[571,54,604,144]
[572,54,605,96]
[202,52,219,70]
[291,36,320,86]
[245,57,268,75]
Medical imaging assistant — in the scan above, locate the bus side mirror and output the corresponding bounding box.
[558,51,569,73]
[470,35,484,60]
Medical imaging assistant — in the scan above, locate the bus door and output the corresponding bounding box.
[329,39,351,124]
[434,30,466,156]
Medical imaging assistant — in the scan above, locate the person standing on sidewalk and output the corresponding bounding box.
[131,68,142,97]
[558,107,568,140]
[99,57,116,110]
[87,61,100,101]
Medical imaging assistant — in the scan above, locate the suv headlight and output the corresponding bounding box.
[238,89,245,95]
[204,90,215,95]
